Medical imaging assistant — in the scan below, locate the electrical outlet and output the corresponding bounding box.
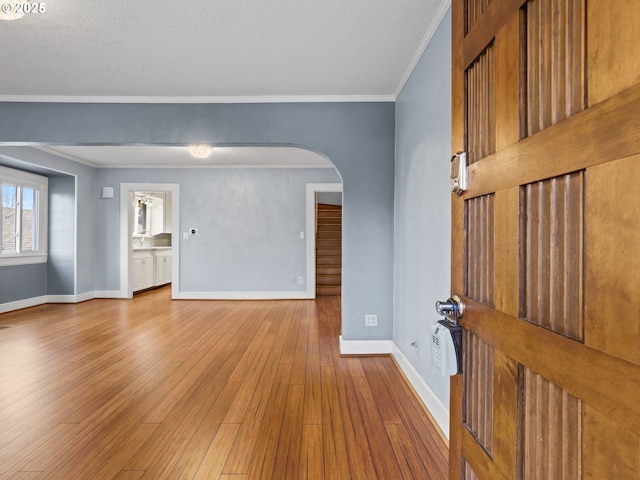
[365,314,377,327]
[298,276,304,285]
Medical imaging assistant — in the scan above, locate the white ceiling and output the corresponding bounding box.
[38,145,335,168]
[0,0,449,102]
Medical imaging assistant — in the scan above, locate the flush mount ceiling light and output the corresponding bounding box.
[188,144,213,159]
[0,1,26,20]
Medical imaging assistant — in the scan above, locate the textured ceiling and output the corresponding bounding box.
[0,0,448,101]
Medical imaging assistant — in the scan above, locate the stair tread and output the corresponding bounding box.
[316,286,341,296]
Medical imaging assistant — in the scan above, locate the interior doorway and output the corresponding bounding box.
[119,183,180,299]
[305,183,342,298]
[315,192,342,296]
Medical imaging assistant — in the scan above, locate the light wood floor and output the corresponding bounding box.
[0,287,448,479]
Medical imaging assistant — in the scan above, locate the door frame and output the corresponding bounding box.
[305,182,342,298]
[119,182,180,298]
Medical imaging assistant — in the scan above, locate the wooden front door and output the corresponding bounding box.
[450,1,640,478]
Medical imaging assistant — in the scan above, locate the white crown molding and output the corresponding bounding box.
[0,94,395,104]
[393,0,452,99]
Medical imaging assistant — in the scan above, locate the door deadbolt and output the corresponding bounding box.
[450,152,469,195]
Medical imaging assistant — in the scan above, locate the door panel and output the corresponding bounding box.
[584,155,640,365]
[467,47,496,165]
[587,1,640,105]
[465,194,495,305]
[521,171,584,340]
[451,2,640,477]
[524,0,586,136]
[520,368,582,479]
[463,331,494,454]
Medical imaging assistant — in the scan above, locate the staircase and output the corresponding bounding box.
[316,203,342,296]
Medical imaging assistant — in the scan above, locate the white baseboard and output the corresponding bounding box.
[0,295,47,314]
[46,291,95,303]
[94,290,126,299]
[174,291,313,300]
[338,336,394,355]
[2,290,312,312]
[338,336,449,439]
[391,343,450,439]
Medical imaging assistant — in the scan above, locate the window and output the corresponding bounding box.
[1,166,48,265]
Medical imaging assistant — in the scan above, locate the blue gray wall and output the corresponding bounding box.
[0,150,88,304]
[47,174,76,296]
[94,167,340,292]
[394,9,452,405]
[0,263,46,303]
[0,102,395,341]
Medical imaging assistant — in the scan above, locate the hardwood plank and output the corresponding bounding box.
[223,333,276,423]
[303,330,322,425]
[78,423,158,480]
[373,357,448,478]
[221,348,284,474]
[113,472,145,480]
[385,423,431,479]
[334,360,379,480]
[192,424,240,480]
[300,425,324,480]
[320,366,351,480]
[360,358,402,425]
[272,384,304,479]
[351,376,403,479]
[244,361,293,479]
[165,381,241,479]
[6,472,44,480]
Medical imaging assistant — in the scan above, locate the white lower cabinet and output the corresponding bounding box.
[132,250,154,292]
[132,248,172,292]
[154,250,172,286]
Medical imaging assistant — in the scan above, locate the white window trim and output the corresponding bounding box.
[0,165,48,266]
